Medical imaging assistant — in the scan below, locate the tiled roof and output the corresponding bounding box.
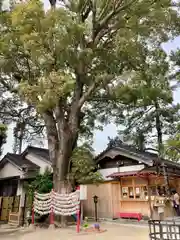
[95,142,180,169]
[95,142,157,162]
[0,153,39,171]
[22,146,50,161]
[107,171,140,178]
[107,170,158,178]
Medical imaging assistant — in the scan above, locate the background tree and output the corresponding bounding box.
[114,48,180,153]
[0,0,179,191]
[69,144,102,186]
[119,129,147,151]
[165,134,180,162]
[26,168,53,196]
[0,0,46,153]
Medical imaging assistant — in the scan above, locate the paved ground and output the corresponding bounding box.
[1,223,149,240]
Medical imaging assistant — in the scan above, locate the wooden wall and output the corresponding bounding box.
[83,182,114,219]
[0,196,20,221]
[84,177,180,220]
[120,200,149,216]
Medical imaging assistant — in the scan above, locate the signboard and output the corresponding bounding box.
[80,185,87,200]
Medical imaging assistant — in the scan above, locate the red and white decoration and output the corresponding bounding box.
[32,189,81,232]
[34,190,80,216]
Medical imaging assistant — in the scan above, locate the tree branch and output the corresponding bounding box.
[78,81,97,109]
[94,0,137,42]
[0,76,18,94]
[81,0,92,22]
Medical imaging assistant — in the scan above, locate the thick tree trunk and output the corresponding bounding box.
[46,130,74,190]
[53,146,72,191]
[44,106,80,189]
[154,101,163,154]
[47,127,75,227]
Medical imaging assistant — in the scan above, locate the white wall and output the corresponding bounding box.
[99,164,145,180]
[98,168,118,180]
[0,162,22,179]
[119,164,145,172]
[25,153,52,174]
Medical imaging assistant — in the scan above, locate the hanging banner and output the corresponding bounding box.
[33,190,80,216]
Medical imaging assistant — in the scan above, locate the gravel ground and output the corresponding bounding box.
[1,224,149,240]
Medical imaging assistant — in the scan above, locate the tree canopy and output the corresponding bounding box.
[0,0,180,189]
[69,144,102,185]
[114,48,180,153]
[165,133,180,162]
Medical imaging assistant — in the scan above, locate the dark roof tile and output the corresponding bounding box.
[5,153,39,170]
[23,146,50,161]
[95,142,180,169]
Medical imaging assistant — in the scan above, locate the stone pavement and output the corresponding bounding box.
[1,223,149,240]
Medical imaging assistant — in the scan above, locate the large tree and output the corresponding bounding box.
[0,2,45,153]
[115,48,180,153]
[0,0,179,190]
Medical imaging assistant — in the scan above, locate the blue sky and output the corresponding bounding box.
[2,1,180,155]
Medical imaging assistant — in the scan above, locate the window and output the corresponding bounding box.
[122,186,134,199]
[122,187,128,198]
[141,186,148,199]
[121,178,148,200]
[135,187,140,199]
[122,186,148,200]
[129,187,134,198]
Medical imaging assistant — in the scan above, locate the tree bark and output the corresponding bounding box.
[44,109,76,227]
[154,101,163,154]
[43,111,59,187]
[43,104,80,191]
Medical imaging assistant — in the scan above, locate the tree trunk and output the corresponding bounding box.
[53,147,71,191]
[43,82,83,226]
[154,101,163,154]
[44,105,80,189]
[47,130,74,227]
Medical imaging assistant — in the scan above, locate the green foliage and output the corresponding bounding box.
[0,0,178,115]
[114,48,180,152]
[0,0,180,182]
[165,132,180,162]
[171,50,180,85]
[26,168,53,197]
[69,144,103,185]
[26,145,102,194]
[0,1,45,150]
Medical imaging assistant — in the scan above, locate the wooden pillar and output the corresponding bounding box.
[147,177,153,219]
[162,163,170,196]
[17,180,25,226]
